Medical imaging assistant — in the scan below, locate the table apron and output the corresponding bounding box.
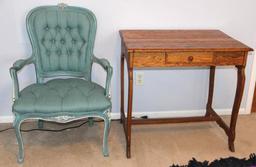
[132,51,246,68]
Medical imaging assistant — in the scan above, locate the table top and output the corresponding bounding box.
[119,30,253,52]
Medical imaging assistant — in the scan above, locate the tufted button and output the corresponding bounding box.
[82,39,86,44]
[41,38,45,43]
[46,50,50,55]
[56,50,61,55]
[67,49,73,55]
[66,26,71,31]
[72,39,77,44]
[44,25,49,31]
[78,50,82,56]
[60,39,66,44]
[55,25,61,31]
[51,38,56,43]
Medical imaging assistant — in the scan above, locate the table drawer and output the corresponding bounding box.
[165,52,214,65]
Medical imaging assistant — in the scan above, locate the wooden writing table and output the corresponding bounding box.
[119,30,253,158]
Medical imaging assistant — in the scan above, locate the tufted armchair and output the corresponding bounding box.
[9,5,113,163]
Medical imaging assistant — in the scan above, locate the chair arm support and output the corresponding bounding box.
[9,57,34,100]
[93,56,113,96]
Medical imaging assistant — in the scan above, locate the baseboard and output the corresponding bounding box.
[0,108,246,123]
[0,116,14,123]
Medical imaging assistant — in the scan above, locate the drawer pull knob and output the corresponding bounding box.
[188,56,194,62]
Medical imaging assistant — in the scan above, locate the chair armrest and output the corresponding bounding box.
[93,56,113,96]
[9,57,34,101]
[11,57,34,71]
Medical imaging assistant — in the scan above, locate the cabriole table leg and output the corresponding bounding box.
[229,65,245,152]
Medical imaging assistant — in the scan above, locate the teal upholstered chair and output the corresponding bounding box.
[9,5,113,163]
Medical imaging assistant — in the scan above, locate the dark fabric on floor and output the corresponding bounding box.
[171,153,256,167]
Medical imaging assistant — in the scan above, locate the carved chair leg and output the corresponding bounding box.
[102,114,111,157]
[38,120,44,129]
[88,117,94,127]
[13,116,24,163]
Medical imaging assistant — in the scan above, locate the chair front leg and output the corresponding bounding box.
[102,112,111,157]
[13,115,24,163]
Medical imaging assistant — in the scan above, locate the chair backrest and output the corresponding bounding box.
[27,5,97,82]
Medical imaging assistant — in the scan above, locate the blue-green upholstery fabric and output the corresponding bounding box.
[13,78,111,114]
[27,6,96,80]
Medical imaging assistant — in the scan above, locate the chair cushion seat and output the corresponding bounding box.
[13,78,111,114]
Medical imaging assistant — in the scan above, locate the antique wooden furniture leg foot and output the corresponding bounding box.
[229,139,235,152]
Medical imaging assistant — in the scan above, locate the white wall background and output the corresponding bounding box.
[0,0,256,120]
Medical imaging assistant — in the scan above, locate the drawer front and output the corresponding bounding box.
[166,52,214,65]
[133,52,166,67]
